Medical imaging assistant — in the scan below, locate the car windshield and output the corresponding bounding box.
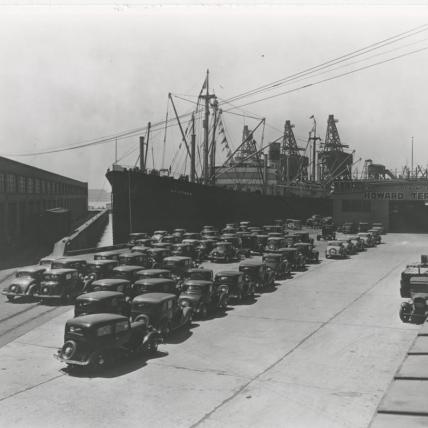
[188,272,209,280]
[51,262,65,269]
[87,265,103,273]
[135,302,158,314]
[185,285,203,294]
[216,276,236,285]
[163,260,179,267]
[264,256,278,263]
[328,241,342,246]
[43,274,59,281]
[216,243,230,250]
[16,271,33,277]
[113,272,129,279]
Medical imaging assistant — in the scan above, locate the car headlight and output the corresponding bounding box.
[10,285,17,292]
[43,287,48,293]
[180,300,190,307]
[329,248,337,254]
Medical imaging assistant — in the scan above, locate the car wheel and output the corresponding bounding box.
[146,339,158,355]
[160,321,171,337]
[6,296,14,302]
[221,296,229,309]
[399,303,412,323]
[61,340,77,360]
[200,304,208,319]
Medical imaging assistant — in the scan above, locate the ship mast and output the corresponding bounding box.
[199,70,216,184]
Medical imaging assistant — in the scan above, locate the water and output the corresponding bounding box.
[96,212,113,247]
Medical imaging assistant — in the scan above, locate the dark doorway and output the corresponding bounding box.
[389,201,428,232]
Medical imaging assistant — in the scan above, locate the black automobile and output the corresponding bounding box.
[162,256,194,280]
[195,239,218,261]
[147,248,171,268]
[262,253,291,279]
[294,242,319,264]
[253,234,268,254]
[51,258,88,276]
[55,313,161,368]
[135,269,172,281]
[83,259,119,289]
[209,242,239,263]
[239,260,275,291]
[74,291,130,317]
[179,280,228,318]
[128,232,149,245]
[214,271,247,302]
[184,268,214,282]
[111,265,145,284]
[85,278,133,299]
[130,293,192,337]
[316,225,336,241]
[171,243,194,258]
[280,247,306,271]
[132,278,179,297]
[400,258,428,298]
[118,251,147,267]
[400,276,428,324]
[2,266,47,302]
[94,250,125,262]
[34,269,83,303]
[265,237,287,252]
[293,231,314,245]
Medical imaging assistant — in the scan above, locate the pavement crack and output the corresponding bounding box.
[190,257,409,428]
[0,373,64,403]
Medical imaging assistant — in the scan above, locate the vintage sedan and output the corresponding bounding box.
[2,266,47,302]
[74,291,130,317]
[152,242,174,252]
[34,269,83,303]
[368,228,382,245]
[239,260,274,291]
[337,239,356,255]
[400,260,428,298]
[400,276,428,324]
[162,256,194,280]
[151,230,169,242]
[358,232,376,248]
[316,225,336,241]
[209,242,239,263]
[118,251,147,267]
[130,293,192,337]
[293,231,314,245]
[94,249,125,262]
[214,271,248,302]
[265,237,287,252]
[171,243,195,258]
[85,278,133,298]
[195,239,218,261]
[128,232,149,245]
[51,258,88,276]
[55,313,161,368]
[280,247,306,270]
[135,269,172,281]
[294,242,319,263]
[147,248,171,268]
[345,235,365,252]
[325,241,346,259]
[179,280,228,318]
[262,253,291,280]
[111,265,144,284]
[184,268,214,282]
[132,278,178,297]
[83,259,118,288]
[134,238,153,248]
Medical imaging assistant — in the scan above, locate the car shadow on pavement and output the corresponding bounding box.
[164,327,194,345]
[62,350,169,379]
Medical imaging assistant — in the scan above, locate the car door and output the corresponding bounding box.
[114,319,131,347]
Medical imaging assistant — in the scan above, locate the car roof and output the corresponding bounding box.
[17,265,46,273]
[113,265,144,271]
[187,268,212,273]
[54,258,86,263]
[263,252,281,257]
[163,256,191,261]
[280,247,297,252]
[87,259,117,265]
[137,269,170,274]
[120,252,143,257]
[66,313,128,327]
[91,278,130,286]
[76,291,124,301]
[183,280,212,286]
[44,268,77,274]
[240,260,263,267]
[132,292,176,303]
[95,250,124,256]
[216,271,242,277]
[134,277,175,285]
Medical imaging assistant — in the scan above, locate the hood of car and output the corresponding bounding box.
[11,277,34,287]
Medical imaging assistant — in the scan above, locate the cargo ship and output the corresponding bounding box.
[106,72,359,243]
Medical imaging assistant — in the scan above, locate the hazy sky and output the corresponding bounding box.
[1,3,428,190]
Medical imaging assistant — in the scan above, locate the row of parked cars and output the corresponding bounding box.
[2,219,326,371]
[399,254,428,324]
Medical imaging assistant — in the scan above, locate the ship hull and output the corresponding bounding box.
[106,170,332,243]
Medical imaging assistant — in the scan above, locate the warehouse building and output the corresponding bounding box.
[332,179,428,232]
[0,156,87,248]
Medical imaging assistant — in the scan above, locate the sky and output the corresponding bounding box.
[1,3,428,190]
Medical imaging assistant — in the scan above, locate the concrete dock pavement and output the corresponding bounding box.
[0,233,425,428]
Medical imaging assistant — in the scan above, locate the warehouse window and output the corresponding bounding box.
[6,174,16,193]
[18,176,26,193]
[27,177,34,194]
[0,174,5,192]
[342,199,371,212]
[35,179,40,194]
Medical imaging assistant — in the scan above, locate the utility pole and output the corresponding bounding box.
[144,122,151,170]
[191,113,196,183]
[114,137,118,164]
[139,136,145,171]
[411,136,414,179]
[199,70,216,184]
[210,100,218,184]
[308,116,321,181]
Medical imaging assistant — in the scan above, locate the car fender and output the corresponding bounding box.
[26,283,38,296]
[142,330,162,345]
[182,306,192,322]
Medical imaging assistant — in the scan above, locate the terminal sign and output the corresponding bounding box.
[364,192,428,200]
